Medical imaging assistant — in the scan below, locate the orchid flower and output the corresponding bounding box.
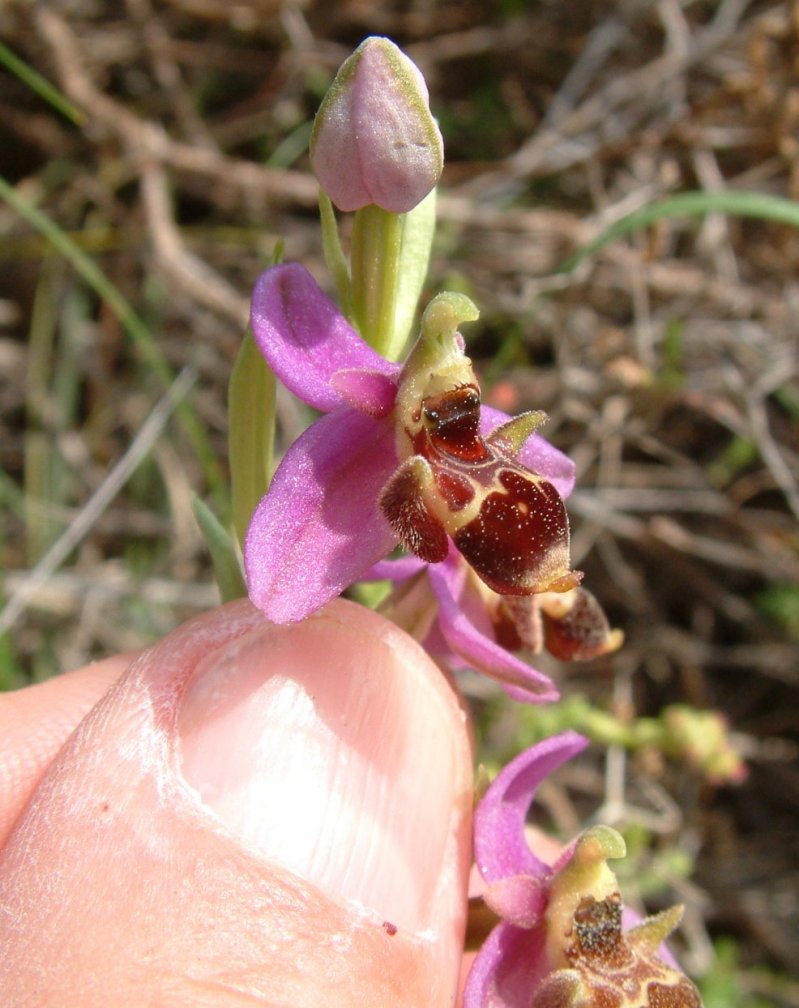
[244,262,580,627]
[465,732,704,1007]
[366,550,623,704]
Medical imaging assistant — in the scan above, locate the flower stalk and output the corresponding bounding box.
[350,203,404,357]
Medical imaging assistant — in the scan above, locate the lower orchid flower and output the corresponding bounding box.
[244,262,580,625]
[465,732,703,1007]
[365,550,623,704]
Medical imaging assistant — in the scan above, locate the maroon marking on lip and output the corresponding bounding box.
[434,470,476,512]
[454,469,572,594]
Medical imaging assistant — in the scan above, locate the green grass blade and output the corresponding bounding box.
[0,174,227,507]
[0,40,85,125]
[558,190,799,274]
[228,329,275,549]
[191,496,246,602]
[24,258,62,564]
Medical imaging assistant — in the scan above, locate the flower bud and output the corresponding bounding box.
[310,36,443,213]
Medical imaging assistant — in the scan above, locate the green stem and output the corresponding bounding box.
[318,190,353,321]
[350,204,405,359]
[228,330,275,550]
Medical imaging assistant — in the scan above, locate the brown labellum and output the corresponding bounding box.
[533,895,703,1008]
[453,469,580,596]
[383,381,581,596]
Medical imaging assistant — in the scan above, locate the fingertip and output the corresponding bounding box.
[0,601,473,1006]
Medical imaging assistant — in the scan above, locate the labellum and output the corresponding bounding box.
[380,293,582,597]
[534,895,703,1008]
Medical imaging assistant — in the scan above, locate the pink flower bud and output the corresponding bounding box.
[310,37,443,213]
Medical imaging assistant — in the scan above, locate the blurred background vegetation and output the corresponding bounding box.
[1,1,797,1003]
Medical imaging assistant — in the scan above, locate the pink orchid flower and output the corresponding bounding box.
[244,262,578,627]
[465,732,703,1007]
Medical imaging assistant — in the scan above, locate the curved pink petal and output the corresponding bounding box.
[329,368,397,417]
[463,920,550,1008]
[428,557,559,704]
[481,406,575,499]
[362,555,427,581]
[250,263,399,412]
[244,409,398,623]
[474,732,588,884]
[484,874,549,928]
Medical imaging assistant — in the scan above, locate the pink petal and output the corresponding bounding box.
[428,556,560,704]
[250,263,399,413]
[474,732,588,884]
[244,409,398,623]
[330,368,398,416]
[484,874,549,928]
[463,920,550,1008]
[362,555,427,581]
[480,405,575,499]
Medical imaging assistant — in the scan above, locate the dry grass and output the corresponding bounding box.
[1,0,797,997]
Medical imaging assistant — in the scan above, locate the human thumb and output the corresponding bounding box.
[0,598,473,1007]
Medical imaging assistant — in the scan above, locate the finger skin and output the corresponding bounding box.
[0,600,473,1007]
[0,654,129,846]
